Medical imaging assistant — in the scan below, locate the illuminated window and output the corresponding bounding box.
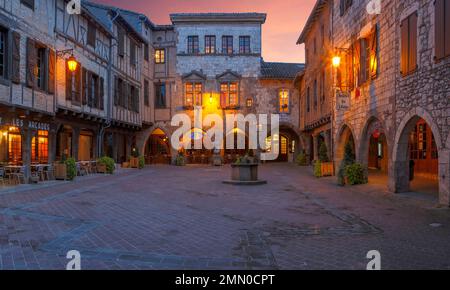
[185,82,202,107]
[220,82,238,107]
[32,130,48,163]
[8,127,21,163]
[155,49,165,64]
[246,98,253,108]
[279,89,289,113]
[205,36,216,54]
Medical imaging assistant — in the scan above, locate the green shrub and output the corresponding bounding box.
[314,161,322,178]
[337,142,356,186]
[296,152,308,166]
[345,163,368,185]
[138,156,145,169]
[175,154,186,166]
[97,156,115,174]
[319,142,330,162]
[65,158,77,181]
[131,147,140,158]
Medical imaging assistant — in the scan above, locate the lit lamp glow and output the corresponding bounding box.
[209,94,213,104]
[67,55,78,72]
[332,56,341,68]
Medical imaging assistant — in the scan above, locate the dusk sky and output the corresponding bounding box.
[91,0,316,63]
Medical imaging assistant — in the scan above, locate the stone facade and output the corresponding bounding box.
[299,0,449,205]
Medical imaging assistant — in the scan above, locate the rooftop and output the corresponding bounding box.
[297,0,328,44]
[260,62,305,80]
[170,13,267,24]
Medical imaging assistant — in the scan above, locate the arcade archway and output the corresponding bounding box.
[145,128,171,164]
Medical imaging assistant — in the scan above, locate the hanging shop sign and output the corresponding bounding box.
[337,90,350,110]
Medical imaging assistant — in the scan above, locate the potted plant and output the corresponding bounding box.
[130,148,140,168]
[97,156,115,174]
[296,151,309,166]
[345,163,368,185]
[138,156,145,169]
[175,152,186,166]
[338,142,356,186]
[229,155,263,184]
[55,155,77,181]
[318,142,334,177]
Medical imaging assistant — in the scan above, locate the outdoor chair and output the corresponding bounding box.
[45,165,55,181]
[0,168,6,186]
[11,167,26,185]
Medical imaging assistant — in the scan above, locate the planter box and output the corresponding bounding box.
[122,162,130,168]
[231,163,259,182]
[321,162,334,177]
[54,163,67,180]
[130,157,139,168]
[97,164,107,174]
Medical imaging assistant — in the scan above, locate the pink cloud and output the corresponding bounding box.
[90,0,315,63]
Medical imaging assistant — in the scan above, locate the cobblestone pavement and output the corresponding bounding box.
[0,163,449,270]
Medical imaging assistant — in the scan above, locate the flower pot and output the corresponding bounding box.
[97,164,107,174]
[54,163,67,180]
[130,157,139,168]
[321,162,334,177]
[122,162,130,168]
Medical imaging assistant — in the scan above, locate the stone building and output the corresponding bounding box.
[84,2,146,163]
[0,0,57,179]
[299,0,449,205]
[55,0,112,162]
[133,13,304,164]
[297,0,333,164]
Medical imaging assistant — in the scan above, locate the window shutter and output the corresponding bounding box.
[370,25,379,79]
[66,61,72,100]
[445,0,450,56]
[113,76,117,106]
[74,65,81,103]
[87,22,96,48]
[347,44,354,90]
[99,77,104,110]
[47,49,55,94]
[26,38,36,88]
[435,0,445,60]
[400,18,409,75]
[353,40,361,86]
[118,28,125,57]
[82,68,87,105]
[11,31,21,84]
[87,72,92,107]
[409,13,418,72]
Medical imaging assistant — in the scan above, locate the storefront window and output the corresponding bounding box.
[32,130,49,163]
[8,127,21,164]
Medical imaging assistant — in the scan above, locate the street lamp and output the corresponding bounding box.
[67,54,78,72]
[332,56,341,68]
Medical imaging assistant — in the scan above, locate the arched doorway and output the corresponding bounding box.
[56,125,73,160]
[335,124,356,167]
[145,128,171,164]
[265,126,300,162]
[78,129,95,161]
[391,113,441,200]
[183,128,212,164]
[359,118,389,187]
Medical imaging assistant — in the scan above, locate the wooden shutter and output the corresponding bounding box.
[113,76,118,105]
[435,0,445,60]
[130,41,136,65]
[47,49,55,94]
[87,22,96,48]
[409,13,418,72]
[354,40,361,86]
[82,68,87,105]
[66,62,72,100]
[87,72,92,107]
[118,28,125,57]
[74,65,81,103]
[347,44,354,90]
[11,31,21,84]
[26,38,36,88]
[369,25,379,79]
[400,17,409,75]
[99,77,104,110]
[445,0,450,56]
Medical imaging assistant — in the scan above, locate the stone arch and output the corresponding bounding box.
[137,123,172,156]
[389,107,448,206]
[358,116,391,168]
[335,123,357,166]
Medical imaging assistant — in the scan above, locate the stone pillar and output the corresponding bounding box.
[324,130,332,161]
[48,128,57,164]
[388,160,410,193]
[313,134,319,161]
[112,133,119,163]
[21,126,32,183]
[126,135,132,159]
[92,131,99,159]
[438,149,450,207]
[72,127,80,161]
